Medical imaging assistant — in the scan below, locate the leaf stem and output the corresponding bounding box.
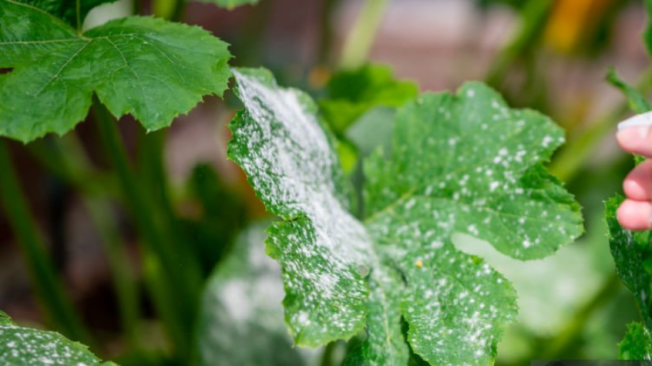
[40,134,142,351]
[0,139,92,345]
[85,197,142,350]
[75,0,82,33]
[28,138,118,198]
[170,0,186,22]
[93,98,200,359]
[338,0,389,70]
[318,0,342,65]
[485,0,553,87]
[319,341,337,366]
[550,67,652,182]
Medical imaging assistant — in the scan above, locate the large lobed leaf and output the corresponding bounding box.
[619,322,652,360]
[0,311,115,366]
[0,0,231,142]
[228,68,371,346]
[196,221,311,366]
[228,67,583,365]
[606,196,652,360]
[319,64,419,135]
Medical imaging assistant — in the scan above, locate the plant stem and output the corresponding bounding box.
[338,0,389,70]
[135,129,203,278]
[319,341,337,366]
[93,99,199,359]
[132,0,143,16]
[318,0,342,65]
[56,134,143,350]
[550,67,652,182]
[85,198,141,349]
[27,135,142,349]
[27,139,117,198]
[170,0,186,22]
[485,0,553,87]
[0,140,92,345]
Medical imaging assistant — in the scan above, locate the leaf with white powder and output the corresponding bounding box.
[228,68,583,365]
[196,221,313,366]
[606,196,652,360]
[229,68,370,346]
[0,312,116,366]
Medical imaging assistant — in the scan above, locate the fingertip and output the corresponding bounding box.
[616,127,648,152]
[617,199,652,231]
[624,180,644,201]
[622,160,652,201]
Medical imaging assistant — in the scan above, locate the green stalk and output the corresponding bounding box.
[136,130,178,251]
[485,0,553,87]
[0,140,92,345]
[132,0,144,16]
[319,342,337,366]
[136,130,202,279]
[60,134,142,349]
[84,198,141,349]
[550,67,652,182]
[93,99,199,358]
[549,105,628,181]
[318,0,342,65]
[27,140,116,198]
[338,0,389,70]
[28,135,141,349]
[170,0,186,22]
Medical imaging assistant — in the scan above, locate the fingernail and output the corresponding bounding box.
[618,111,652,131]
[617,126,650,141]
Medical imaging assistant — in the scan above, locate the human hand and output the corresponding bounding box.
[616,114,652,230]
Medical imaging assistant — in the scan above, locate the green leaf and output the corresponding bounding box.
[228,68,582,365]
[0,0,231,142]
[364,85,583,260]
[195,0,259,10]
[0,311,11,325]
[320,64,419,135]
[345,107,395,157]
[13,0,117,28]
[606,196,652,360]
[619,322,652,360]
[606,68,652,114]
[606,196,652,327]
[196,221,312,366]
[182,163,247,274]
[645,0,652,58]
[0,312,116,365]
[229,67,369,347]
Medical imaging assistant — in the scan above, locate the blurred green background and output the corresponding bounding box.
[1,0,650,365]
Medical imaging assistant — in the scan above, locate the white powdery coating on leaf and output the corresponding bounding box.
[230,69,372,343]
[362,82,581,365]
[0,324,104,366]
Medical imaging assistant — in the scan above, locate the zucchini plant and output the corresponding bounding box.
[0,0,589,365]
[602,1,652,361]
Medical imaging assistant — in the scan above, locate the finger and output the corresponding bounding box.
[624,159,652,200]
[616,125,652,158]
[617,199,652,231]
